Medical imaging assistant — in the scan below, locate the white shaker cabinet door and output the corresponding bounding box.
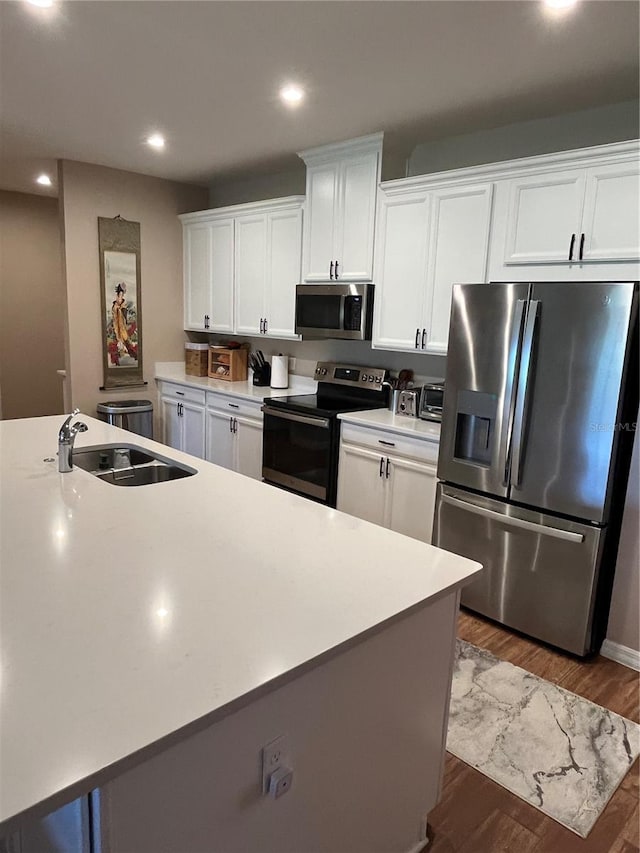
[210,218,235,333]
[581,161,640,261]
[265,207,302,339]
[235,415,263,480]
[205,409,235,470]
[373,190,430,351]
[183,223,212,331]
[303,162,340,282]
[385,455,438,544]
[337,444,386,527]
[234,214,267,336]
[181,402,206,460]
[503,170,585,264]
[424,183,493,354]
[336,150,379,281]
[161,398,182,451]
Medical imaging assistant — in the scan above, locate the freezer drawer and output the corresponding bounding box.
[433,484,605,655]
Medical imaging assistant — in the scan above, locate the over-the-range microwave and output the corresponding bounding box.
[295,283,374,341]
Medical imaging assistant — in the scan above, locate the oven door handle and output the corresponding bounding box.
[261,406,331,429]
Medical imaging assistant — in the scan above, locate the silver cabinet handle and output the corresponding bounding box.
[379,457,384,477]
[385,457,390,479]
[264,318,268,334]
[229,417,233,433]
[415,328,420,349]
[568,233,576,261]
[334,260,339,279]
[233,417,237,433]
[175,391,185,396]
[329,261,334,280]
[259,318,264,334]
[421,328,427,349]
[440,492,584,543]
[228,403,239,408]
[511,300,539,488]
[498,299,526,487]
[378,440,396,447]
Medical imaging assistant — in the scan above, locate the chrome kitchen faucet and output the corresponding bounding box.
[58,409,88,473]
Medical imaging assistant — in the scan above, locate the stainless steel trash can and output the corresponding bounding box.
[96,400,153,439]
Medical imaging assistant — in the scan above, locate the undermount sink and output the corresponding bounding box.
[72,443,197,487]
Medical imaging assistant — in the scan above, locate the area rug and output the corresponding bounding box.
[447,640,640,838]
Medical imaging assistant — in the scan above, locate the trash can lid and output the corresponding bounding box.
[97,400,153,414]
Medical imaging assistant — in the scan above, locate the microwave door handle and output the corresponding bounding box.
[339,294,346,332]
[439,492,584,543]
[497,299,527,487]
[511,300,539,488]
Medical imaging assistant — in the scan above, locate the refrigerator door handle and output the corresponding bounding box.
[498,298,527,486]
[511,299,539,488]
[439,492,585,543]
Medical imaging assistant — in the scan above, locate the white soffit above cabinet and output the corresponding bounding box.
[2,0,638,196]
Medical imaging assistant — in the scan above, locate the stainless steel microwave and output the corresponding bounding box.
[295,283,374,340]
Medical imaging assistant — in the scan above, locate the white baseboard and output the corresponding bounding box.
[600,639,640,672]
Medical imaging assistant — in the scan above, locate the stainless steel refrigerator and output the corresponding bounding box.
[433,281,638,656]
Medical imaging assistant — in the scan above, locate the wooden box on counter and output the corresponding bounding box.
[184,343,209,377]
[208,346,248,382]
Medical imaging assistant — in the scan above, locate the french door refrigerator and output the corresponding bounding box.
[433,281,638,656]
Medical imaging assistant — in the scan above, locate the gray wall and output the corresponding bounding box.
[408,100,639,177]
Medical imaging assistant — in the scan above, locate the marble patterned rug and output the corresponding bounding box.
[447,640,640,838]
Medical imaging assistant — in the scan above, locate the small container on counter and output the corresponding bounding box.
[208,346,248,381]
[184,343,209,376]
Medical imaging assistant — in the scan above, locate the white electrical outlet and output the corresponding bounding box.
[261,735,290,794]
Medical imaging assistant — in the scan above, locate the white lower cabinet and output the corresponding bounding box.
[337,424,439,543]
[159,382,206,458]
[205,392,263,480]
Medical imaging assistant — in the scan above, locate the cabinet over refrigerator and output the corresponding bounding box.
[433,281,638,656]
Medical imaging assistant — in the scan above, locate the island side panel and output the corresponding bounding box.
[99,591,459,853]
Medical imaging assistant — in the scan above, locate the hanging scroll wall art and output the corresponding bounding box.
[98,216,145,389]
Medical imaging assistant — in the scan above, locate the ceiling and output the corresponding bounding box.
[1,0,638,198]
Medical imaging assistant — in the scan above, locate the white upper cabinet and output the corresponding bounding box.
[373,180,493,354]
[581,162,640,261]
[503,170,585,264]
[235,214,267,337]
[183,223,213,330]
[502,146,640,265]
[181,197,303,340]
[300,133,382,282]
[182,216,234,332]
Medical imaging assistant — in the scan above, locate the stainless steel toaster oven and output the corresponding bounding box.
[419,382,445,422]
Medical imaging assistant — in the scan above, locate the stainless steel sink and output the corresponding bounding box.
[72,443,197,486]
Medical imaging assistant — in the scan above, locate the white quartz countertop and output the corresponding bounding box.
[155,362,317,400]
[0,415,479,832]
[338,408,442,442]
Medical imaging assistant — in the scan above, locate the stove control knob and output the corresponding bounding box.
[361,374,368,382]
[369,376,375,383]
[321,368,327,376]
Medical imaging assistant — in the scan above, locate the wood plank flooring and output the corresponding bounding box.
[427,610,640,853]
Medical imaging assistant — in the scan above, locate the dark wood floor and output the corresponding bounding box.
[428,611,640,853]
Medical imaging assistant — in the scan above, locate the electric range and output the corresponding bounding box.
[261,361,390,506]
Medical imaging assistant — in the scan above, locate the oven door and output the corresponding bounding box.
[262,406,335,504]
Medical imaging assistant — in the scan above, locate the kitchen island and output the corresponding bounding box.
[0,415,481,853]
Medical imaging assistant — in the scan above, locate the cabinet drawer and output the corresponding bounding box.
[206,391,263,421]
[341,423,439,465]
[158,381,206,406]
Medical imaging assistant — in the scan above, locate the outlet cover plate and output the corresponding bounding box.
[261,735,290,794]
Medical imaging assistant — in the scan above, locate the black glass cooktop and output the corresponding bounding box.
[266,392,388,419]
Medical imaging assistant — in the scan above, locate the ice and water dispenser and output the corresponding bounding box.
[452,390,497,467]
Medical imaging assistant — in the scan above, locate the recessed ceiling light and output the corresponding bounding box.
[36,174,52,187]
[147,134,165,150]
[26,0,54,7]
[280,85,305,107]
[544,0,578,8]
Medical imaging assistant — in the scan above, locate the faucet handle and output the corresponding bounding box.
[72,422,88,434]
[59,408,82,440]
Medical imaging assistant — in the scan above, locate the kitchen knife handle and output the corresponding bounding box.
[334,260,339,279]
[385,457,390,479]
[329,261,334,280]
[415,328,420,349]
[379,457,384,478]
[579,232,585,261]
